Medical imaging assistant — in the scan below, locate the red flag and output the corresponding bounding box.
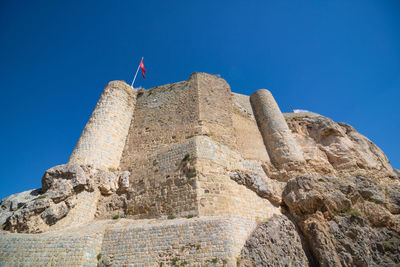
[139,58,146,79]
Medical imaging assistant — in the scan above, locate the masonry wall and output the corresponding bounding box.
[0,221,106,267]
[196,73,237,150]
[194,136,280,219]
[119,79,201,218]
[69,81,136,169]
[99,216,257,267]
[118,74,282,220]
[231,93,271,162]
[0,216,258,267]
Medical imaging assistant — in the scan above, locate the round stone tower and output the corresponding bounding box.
[68,81,136,169]
[250,89,304,167]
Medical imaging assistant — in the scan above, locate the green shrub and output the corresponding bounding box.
[167,215,176,220]
[183,154,190,162]
[342,209,361,217]
[97,253,102,261]
[186,215,193,219]
[365,197,378,203]
[186,135,194,139]
[112,215,120,220]
[383,241,393,249]
[172,257,179,264]
[37,195,46,199]
[211,258,218,263]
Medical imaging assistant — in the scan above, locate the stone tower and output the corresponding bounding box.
[250,89,305,167]
[68,81,136,169]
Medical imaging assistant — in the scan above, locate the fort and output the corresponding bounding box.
[0,73,399,266]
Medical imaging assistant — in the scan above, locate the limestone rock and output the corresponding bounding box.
[98,171,119,195]
[41,201,69,225]
[0,189,41,225]
[285,114,396,179]
[118,171,130,192]
[45,179,74,203]
[386,185,400,214]
[239,214,312,266]
[5,196,52,233]
[42,163,88,192]
[282,175,400,266]
[395,168,400,179]
[230,171,283,205]
[1,164,130,233]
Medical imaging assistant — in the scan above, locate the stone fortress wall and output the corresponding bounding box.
[118,73,282,220]
[0,216,257,266]
[119,76,201,218]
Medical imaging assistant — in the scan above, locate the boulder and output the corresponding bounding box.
[41,201,69,225]
[98,171,118,195]
[118,171,130,192]
[41,164,87,192]
[239,214,312,266]
[230,171,283,205]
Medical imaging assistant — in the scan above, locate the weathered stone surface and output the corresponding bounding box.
[41,163,87,191]
[118,171,130,192]
[386,185,400,214]
[286,114,396,180]
[97,171,118,195]
[0,189,41,225]
[395,168,400,179]
[239,214,312,267]
[68,80,137,170]
[41,201,69,225]
[2,164,130,233]
[230,171,283,205]
[282,175,400,266]
[250,89,305,167]
[45,179,74,203]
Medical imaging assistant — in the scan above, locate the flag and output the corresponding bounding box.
[140,58,146,79]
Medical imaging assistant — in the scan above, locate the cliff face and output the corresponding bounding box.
[0,73,399,266]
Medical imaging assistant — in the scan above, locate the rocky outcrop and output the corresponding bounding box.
[239,214,313,267]
[284,114,396,180]
[395,168,400,179]
[1,164,130,233]
[230,113,399,266]
[0,189,41,226]
[282,175,400,266]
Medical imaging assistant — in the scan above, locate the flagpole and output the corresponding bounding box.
[131,57,143,88]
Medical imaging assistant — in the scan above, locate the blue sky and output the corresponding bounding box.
[0,0,399,199]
